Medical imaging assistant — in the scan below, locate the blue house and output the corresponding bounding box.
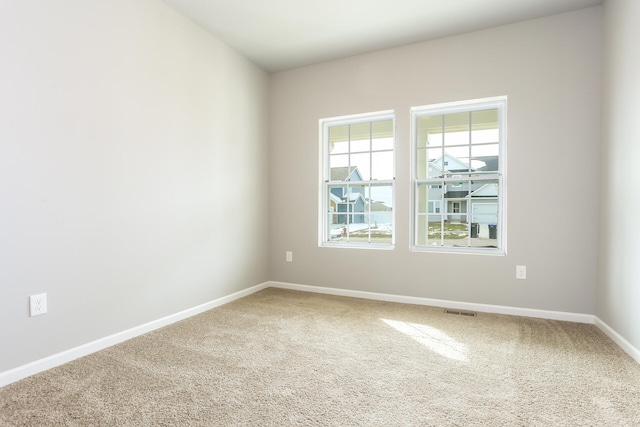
[329,166,366,224]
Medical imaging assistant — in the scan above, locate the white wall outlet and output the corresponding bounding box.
[516,265,527,280]
[30,293,48,316]
[286,251,293,262]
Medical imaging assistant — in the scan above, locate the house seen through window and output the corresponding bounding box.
[320,111,395,247]
[412,97,506,254]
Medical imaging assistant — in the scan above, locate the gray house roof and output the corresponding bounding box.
[344,192,365,203]
[474,156,499,172]
[330,166,361,181]
[367,200,392,211]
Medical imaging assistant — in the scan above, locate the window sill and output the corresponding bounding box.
[411,245,505,256]
[320,242,395,251]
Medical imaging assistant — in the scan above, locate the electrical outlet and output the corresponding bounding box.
[30,293,47,316]
[286,251,293,262]
[516,265,527,280]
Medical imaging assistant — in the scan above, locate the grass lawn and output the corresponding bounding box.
[428,222,469,239]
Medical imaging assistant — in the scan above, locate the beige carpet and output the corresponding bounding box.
[1,288,639,426]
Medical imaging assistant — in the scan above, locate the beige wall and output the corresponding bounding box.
[598,0,640,351]
[269,8,602,313]
[0,0,269,372]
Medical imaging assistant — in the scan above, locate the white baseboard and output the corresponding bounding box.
[0,282,270,388]
[3,280,638,388]
[268,281,595,323]
[593,317,640,364]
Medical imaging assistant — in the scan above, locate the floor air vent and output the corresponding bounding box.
[444,309,477,317]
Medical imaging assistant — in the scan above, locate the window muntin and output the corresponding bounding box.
[321,112,395,247]
[412,98,505,254]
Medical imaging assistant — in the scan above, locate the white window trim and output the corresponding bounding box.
[318,110,396,249]
[410,96,507,255]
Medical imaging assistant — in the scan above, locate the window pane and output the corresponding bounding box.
[372,120,394,150]
[469,212,499,247]
[349,121,370,139]
[327,184,346,239]
[444,112,470,146]
[416,183,428,214]
[469,179,499,247]
[329,154,349,177]
[416,148,428,179]
[368,183,393,210]
[416,213,446,246]
[372,138,393,152]
[442,146,470,173]
[470,180,499,247]
[350,122,370,152]
[328,184,346,208]
[328,125,349,154]
[471,144,499,172]
[417,149,450,180]
[371,151,393,180]
[329,183,364,210]
[425,218,497,246]
[416,115,443,148]
[470,179,499,198]
[427,162,442,179]
[351,153,370,180]
[359,184,393,244]
[350,214,393,244]
[445,212,467,222]
[425,147,443,165]
[326,210,343,241]
[427,218,444,246]
[471,109,499,142]
[428,200,441,213]
[441,215,469,246]
[351,139,370,153]
[417,183,442,246]
[471,128,499,145]
[330,139,349,155]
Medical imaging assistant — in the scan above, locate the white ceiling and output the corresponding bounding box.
[162,0,602,72]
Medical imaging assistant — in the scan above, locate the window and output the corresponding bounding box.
[412,97,505,254]
[428,200,441,214]
[320,111,395,247]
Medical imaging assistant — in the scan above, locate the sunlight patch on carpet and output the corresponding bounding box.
[381,318,469,362]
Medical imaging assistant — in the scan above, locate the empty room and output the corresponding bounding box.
[1,0,639,425]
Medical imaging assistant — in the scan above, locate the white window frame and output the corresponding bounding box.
[318,110,395,249]
[411,97,506,255]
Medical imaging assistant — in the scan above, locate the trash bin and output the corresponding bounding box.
[470,223,479,238]
[488,224,497,239]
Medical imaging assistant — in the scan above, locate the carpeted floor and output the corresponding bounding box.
[1,288,639,426]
